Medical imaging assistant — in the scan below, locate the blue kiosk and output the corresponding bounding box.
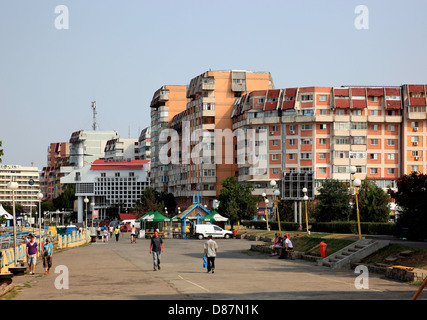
[174,194,210,239]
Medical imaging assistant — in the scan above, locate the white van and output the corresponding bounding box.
[194,224,233,240]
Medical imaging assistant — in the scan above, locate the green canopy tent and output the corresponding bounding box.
[139,211,171,237]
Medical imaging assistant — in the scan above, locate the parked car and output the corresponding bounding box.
[194,224,233,240]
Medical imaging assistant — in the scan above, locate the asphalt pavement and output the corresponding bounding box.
[8,233,425,302]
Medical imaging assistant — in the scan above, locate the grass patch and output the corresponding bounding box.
[360,244,427,269]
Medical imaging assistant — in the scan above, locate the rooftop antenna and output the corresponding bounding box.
[91,101,97,130]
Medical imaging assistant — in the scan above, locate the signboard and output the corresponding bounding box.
[92,209,99,219]
[281,172,315,200]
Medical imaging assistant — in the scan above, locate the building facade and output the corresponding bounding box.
[60,159,150,223]
[0,164,40,212]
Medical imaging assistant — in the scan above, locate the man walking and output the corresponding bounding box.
[150,231,163,271]
[204,235,218,273]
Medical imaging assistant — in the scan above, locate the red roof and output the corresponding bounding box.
[90,159,149,170]
[119,214,136,221]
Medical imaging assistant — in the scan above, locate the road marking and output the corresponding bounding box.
[178,275,210,292]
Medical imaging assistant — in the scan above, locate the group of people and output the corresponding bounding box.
[270,232,294,258]
[22,234,53,275]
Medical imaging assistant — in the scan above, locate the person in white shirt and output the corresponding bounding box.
[203,235,218,273]
[131,225,137,244]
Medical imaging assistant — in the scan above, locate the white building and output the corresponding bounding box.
[0,164,40,212]
[60,159,150,223]
[69,130,119,168]
[104,137,139,161]
[137,127,151,161]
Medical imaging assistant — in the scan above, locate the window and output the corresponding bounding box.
[272,140,279,146]
[289,124,296,131]
[371,139,378,145]
[335,137,350,144]
[370,124,378,131]
[301,94,313,101]
[257,98,264,104]
[336,109,345,115]
[288,139,296,145]
[271,125,279,132]
[334,166,348,173]
[335,151,349,159]
[411,151,419,157]
[387,139,396,146]
[301,138,313,145]
[387,154,396,160]
[370,153,378,160]
[319,124,327,130]
[300,153,312,160]
[334,122,350,131]
[351,136,366,145]
[411,121,419,128]
[387,168,395,175]
[319,95,327,101]
[115,173,120,177]
[370,110,379,116]
[351,122,367,130]
[272,154,279,161]
[318,153,327,159]
[387,125,396,131]
[411,165,419,172]
[303,109,314,116]
[370,96,379,102]
[370,168,378,174]
[288,153,296,160]
[411,136,419,143]
[319,138,327,145]
[319,167,327,174]
[319,109,328,115]
[272,168,279,174]
[352,110,362,116]
[301,124,313,130]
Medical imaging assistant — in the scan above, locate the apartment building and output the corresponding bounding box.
[231,85,406,199]
[162,70,274,208]
[40,142,70,200]
[137,126,151,161]
[104,137,139,161]
[0,164,40,212]
[402,84,427,174]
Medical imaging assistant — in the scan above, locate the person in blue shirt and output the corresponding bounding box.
[43,238,53,275]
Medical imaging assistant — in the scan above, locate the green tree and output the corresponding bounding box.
[351,178,390,222]
[314,179,351,222]
[388,172,427,240]
[132,187,165,218]
[277,200,295,222]
[217,177,259,228]
[53,184,76,211]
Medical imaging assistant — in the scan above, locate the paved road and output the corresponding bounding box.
[10,235,424,302]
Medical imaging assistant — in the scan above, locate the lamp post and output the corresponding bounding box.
[7,181,19,265]
[84,197,89,229]
[262,192,270,231]
[270,180,281,235]
[37,192,43,252]
[350,166,362,240]
[302,187,309,236]
[90,201,95,228]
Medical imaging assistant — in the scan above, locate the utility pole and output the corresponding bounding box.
[91,101,97,131]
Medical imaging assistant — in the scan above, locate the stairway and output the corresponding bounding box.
[317,238,390,269]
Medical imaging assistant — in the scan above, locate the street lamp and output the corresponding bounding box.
[90,200,95,228]
[7,181,19,265]
[302,187,309,236]
[84,197,89,229]
[37,192,43,252]
[262,192,270,231]
[270,180,282,235]
[350,166,362,240]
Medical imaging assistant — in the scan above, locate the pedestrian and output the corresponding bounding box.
[150,231,163,271]
[115,226,120,242]
[204,235,218,273]
[26,234,38,275]
[103,227,108,242]
[131,225,137,244]
[42,238,53,275]
[281,234,294,259]
[109,225,114,238]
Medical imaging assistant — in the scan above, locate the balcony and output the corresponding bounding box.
[367,115,385,123]
[201,79,215,91]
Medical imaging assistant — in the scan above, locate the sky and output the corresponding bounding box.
[1,0,427,170]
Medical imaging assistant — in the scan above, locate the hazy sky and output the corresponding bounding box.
[1,0,427,170]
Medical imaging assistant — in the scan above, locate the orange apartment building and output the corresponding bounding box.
[150,85,188,192]
[40,142,70,200]
[231,85,406,210]
[152,70,274,208]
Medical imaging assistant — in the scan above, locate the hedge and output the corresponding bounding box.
[241,220,397,236]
